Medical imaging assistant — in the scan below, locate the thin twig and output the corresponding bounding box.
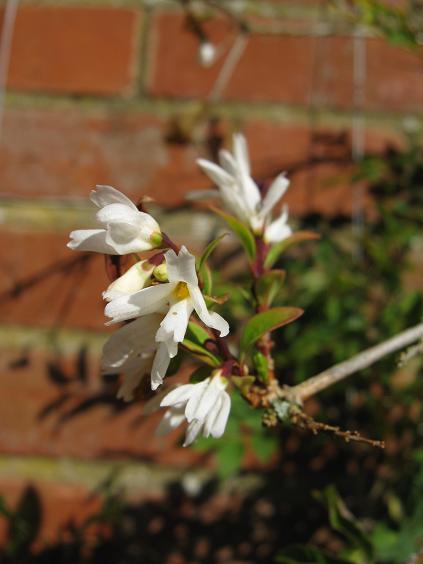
[289,322,423,401]
[292,410,385,449]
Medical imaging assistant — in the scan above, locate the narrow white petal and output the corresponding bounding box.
[192,377,222,422]
[101,315,160,372]
[202,395,223,437]
[156,299,193,346]
[189,286,229,337]
[105,283,173,324]
[67,229,116,254]
[264,205,292,244]
[160,383,197,407]
[90,185,138,210]
[156,406,186,436]
[209,391,231,438]
[233,133,251,177]
[165,247,198,286]
[260,174,289,219]
[183,419,203,446]
[218,149,238,177]
[185,379,210,422]
[197,158,234,188]
[103,261,154,301]
[151,342,172,390]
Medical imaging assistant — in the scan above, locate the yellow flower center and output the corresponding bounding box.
[172,281,190,301]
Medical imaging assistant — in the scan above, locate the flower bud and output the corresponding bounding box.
[103,260,154,301]
[198,41,217,67]
[150,231,163,247]
[153,263,168,282]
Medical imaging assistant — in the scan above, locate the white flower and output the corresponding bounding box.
[105,246,229,389]
[197,133,293,243]
[103,260,154,302]
[158,374,231,446]
[68,185,162,255]
[101,314,171,399]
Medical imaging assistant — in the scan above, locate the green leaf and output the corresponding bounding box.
[255,269,286,307]
[182,339,221,366]
[211,206,256,260]
[199,262,213,295]
[232,375,255,395]
[264,231,320,268]
[183,323,221,366]
[198,232,228,272]
[240,307,303,355]
[185,321,210,345]
[252,351,269,383]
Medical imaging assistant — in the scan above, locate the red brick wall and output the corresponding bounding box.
[0,0,421,545]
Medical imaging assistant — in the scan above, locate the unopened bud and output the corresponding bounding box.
[153,263,168,282]
[103,260,154,301]
[198,41,217,67]
[150,231,163,247]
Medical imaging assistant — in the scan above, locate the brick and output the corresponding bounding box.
[0,107,205,205]
[0,347,199,464]
[2,6,140,96]
[366,38,423,112]
[149,11,423,111]
[0,230,108,331]
[0,106,402,211]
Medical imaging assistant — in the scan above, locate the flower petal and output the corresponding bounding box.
[264,205,292,244]
[260,174,289,219]
[67,229,116,254]
[184,379,210,422]
[165,246,198,286]
[196,159,233,188]
[209,391,231,438]
[189,286,229,337]
[156,405,186,436]
[233,133,251,177]
[151,342,172,390]
[160,383,197,407]
[156,298,193,347]
[90,185,138,210]
[192,377,222,422]
[183,419,203,446]
[105,283,173,325]
[101,315,160,372]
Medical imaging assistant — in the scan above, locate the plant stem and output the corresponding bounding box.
[289,322,423,401]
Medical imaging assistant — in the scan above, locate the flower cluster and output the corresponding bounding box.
[68,185,230,444]
[67,133,297,449]
[197,133,293,243]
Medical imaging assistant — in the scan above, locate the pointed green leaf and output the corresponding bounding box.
[183,322,221,366]
[186,321,210,345]
[240,307,303,354]
[211,206,256,260]
[198,233,228,272]
[199,262,213,295]
[255,269,286,307]
[264,231,320,268]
